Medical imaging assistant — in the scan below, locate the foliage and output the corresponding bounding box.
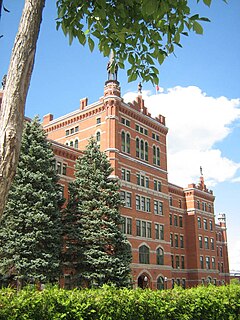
[0,283,240,319]
[63,137,132,288]
[55,0,223,85]
[0,117,63,285]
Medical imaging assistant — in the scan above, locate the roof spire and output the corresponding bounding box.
[107,50,118,81]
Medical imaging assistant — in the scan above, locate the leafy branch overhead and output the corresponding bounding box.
[56,0,217,85]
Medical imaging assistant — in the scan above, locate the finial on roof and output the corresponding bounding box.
[107,50,118,81]
[138,82,142,94]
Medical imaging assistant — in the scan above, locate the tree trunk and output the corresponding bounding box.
[0,0,45,219]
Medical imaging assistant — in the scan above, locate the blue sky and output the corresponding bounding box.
[1,0,240,271]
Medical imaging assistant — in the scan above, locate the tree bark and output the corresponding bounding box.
[0,0,45,219]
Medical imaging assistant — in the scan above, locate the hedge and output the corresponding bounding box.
[0,283,239,320]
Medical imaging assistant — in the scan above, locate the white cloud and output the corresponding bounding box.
[123,86,240,187]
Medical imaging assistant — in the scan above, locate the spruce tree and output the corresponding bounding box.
[63,137,132,288]
[0,117,63,286]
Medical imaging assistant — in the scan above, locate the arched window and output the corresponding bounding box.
[96,131,100,142]
[157,276,164,290]
[69,141,73,147]
[121,131,126,152]
[74,139,79,149]
[156,248,164,265]
[126,133,130,153]
[140,139,144,159]
[145,142,148,161]
[139,245,149,264]
[136,138,140,157]
[153,145,160,166]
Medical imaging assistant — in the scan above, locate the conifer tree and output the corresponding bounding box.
[0,117,63,286]
[63,137,132,288]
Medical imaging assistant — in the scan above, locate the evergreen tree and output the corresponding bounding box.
[63,137,132,288]
[0,117,63,286]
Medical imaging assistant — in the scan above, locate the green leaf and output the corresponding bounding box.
[88,37,95,52]
[193,21,203,34]
[203,0,212,7]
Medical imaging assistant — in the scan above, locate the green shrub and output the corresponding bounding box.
[0,283,240,320]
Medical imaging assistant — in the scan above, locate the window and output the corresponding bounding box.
[210,238,215,250]
[220,247,223,257]
[179,200,182,208]
[121,117,130,127]
[175,234,179,247]
[152,132,160,141]
[174,215,178,227]
[197,217,202,228]
[153,146,160,166]
[66,129,69,136]
[199,236,203,249]
[136,124,148,135]
[96,131,100,142]
[208,204,212,213]
[200,256,204,269]
[147,222,152,238]
[136,220,152,238]
[154,200,163,215]
[136,195,140,210]
[126,133,130,153]
[69,141,73,147]
[136,138,140,157]
[75,126,79,132]
[155,223,164,240]
[62,163,67,175]
[121,217,132,235]
[209,220,213,231]
[180,235,184,248]
[154,180,162,192]
[179,216,183,228]
[156,248,164,265]
[96,117,101,124]
[181,256,185,269]
[212,257,216,269]
[202,202,206,211]
[204,236,209,249]
[74,139,79,149]
[206,256,210,269]
[120,191,132,208]
[171,255,174,268]
[140,139,144,159]
[197,200,200,209]
[221,262,224,273]
[170,233,173,247]
[157,277,164,290]
[139,245,150,264]
[169,214,172,226]
[145,142,148,161]
[175,255,180,269]
[57,162,62,174]
[70,128,74,134]
[121,131,130,154]
[121,168,130,182]
[169,196,173,206]
[203,218,208,230]
[136,173,149,188]
[139,196,150,212]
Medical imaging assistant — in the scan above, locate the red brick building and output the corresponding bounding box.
[42,77,229,289]
[0,74,229,289]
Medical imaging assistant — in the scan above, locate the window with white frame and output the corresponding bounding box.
[154,179,162,192]
[136,219,152,238]
[120,191,132,208]
[154,200,163,215]
[155,223,164,240]
[121,216,132,235]
[121,168,130,182]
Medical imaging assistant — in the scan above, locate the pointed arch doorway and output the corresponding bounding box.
[137,273,151,289]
